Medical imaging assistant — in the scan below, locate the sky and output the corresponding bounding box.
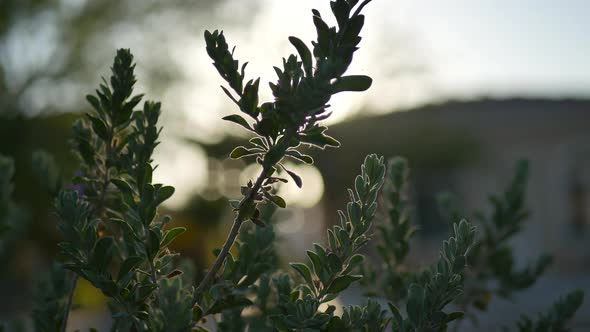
[179,0,590,125]
[154,0,590,208]
[7,0,586,208]
[389,0,590,99]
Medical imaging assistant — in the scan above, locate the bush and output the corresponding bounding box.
[0,0,584,331]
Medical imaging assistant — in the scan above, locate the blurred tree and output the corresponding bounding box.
[0,0,261,318]
[0,0,261,116]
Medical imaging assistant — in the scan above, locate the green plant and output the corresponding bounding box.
[198,0,374,296]
[506,290,584,332]
[360,156,416,302]
[439,160,554,328]
[28,49,193,332]
[0,0,580,331]
[361,156,584,332]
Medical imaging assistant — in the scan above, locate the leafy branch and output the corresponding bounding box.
[54,49,190,331]
[389,219,477,332]
[197,0,375,296]
[438,160,552,328]
[361,156,418,302]
[271,154,386,331]
[507,290,584,332]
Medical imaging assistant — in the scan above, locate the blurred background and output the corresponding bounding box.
[1,0,589,330]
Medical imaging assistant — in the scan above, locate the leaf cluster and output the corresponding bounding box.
[193,0,378,307]
[194,218,279,324]
[388,219,477,332]
[361,157,417,301]
[204,0,374,213]
[24,1,586,331]
[507,290,584,332]
[52,49,192,332]
[363,158,583,332]
[269,154,386,331]
[438,160,552,321]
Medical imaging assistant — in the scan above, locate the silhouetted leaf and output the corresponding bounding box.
[223,114,254,132]
[326,275,362,294]
[332,75,373,93]
[160,227,186,248]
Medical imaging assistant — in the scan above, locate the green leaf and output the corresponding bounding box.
[222,114,254,132]
[156,186,175,205]
[217,85,239,107]
[342,254,364,275]
[452,255,466,273]
[445,311,464,323]
[160,227,186,248]
[312,15,330,55]
[325,275,362,294]
[86,114,108,140]
[146,229,161,260]
[112,179,134,196]
[192,304,204,322]
[91,237,114,271]
[307,250,323,276]
[290,263,314,288]
[354,175,366,199]
[206,297,253,315]
[136,284,158,302]
[289,36,313,77]
[86,95,102,112]
[299,132,340,149]
[332,75,373,93]
[330,0,351,28]
[192,327,212,332]
[285,169,303,188]
[326,253,343,273]
[230,146,260,159]
[406,284,425,327]
[347,201,361,224]
[117,256,143,281]
[241,78,260,117]
[110,218,138,240]
[286,150,314,164]
[271,194,287,208]
[118,94,143,126]
[388,302,406,332]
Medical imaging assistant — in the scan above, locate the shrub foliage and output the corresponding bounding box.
[0,0,584,331]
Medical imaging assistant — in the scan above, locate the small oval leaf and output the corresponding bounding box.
[325,275,362,294]
[230,146,260,159]
[222,114,254,132]
[332,75,373,93]
[160,227,186,248]
[286,169,303,188]
[156,186,175,205]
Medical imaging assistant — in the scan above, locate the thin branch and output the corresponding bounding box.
[195,164,270,296]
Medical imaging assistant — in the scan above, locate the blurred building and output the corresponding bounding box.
[319,98,590,269]
[313,98,590,330]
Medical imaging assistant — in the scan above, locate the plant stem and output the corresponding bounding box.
[60,273,78,332]
[195,164,270,296]
[195,216,243,295]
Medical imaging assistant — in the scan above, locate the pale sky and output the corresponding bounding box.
[154,0,590,208]
[4,0,588,207]
[174,0,590,127]
[389,0,590,98]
